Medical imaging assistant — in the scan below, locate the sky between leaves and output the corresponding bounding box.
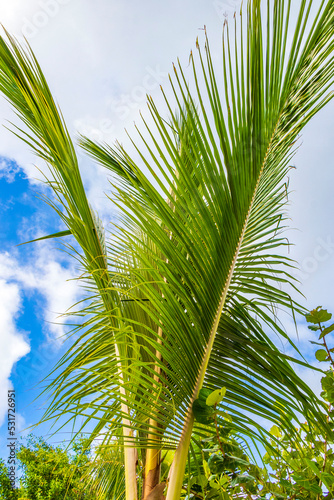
[0,0,333,459]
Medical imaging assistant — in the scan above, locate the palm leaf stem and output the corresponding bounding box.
[165,132,268,497]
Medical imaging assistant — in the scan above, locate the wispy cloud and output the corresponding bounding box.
[0,157,21,183]
[0,246,80,425]
[0,276,29,427]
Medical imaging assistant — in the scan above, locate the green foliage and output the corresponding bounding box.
[305,308,332,325]
[206,389,226,407]
[259,307,334,499]
[193,389,218,425]
[15,435,95,500]
[193,387,232,427]
[0,460,18,500]
[187,309,334,499]
[183,431,266,499]
[188,388,266,499]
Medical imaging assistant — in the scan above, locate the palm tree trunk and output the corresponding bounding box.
[144,181,176,498]
[143,327,163,498]
[115,345,138,500]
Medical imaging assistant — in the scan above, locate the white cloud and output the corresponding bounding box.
[0,277,30,427]
[0,157,21,182]
[0,0,223,198]
[16,413,30,437]
[0,246,80,426]
[0,247,80,339]
[293,362,323,400]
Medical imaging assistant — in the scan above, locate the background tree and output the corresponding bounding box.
[16,435,95,500]
[0,460,17,500]
[0,435,95,500]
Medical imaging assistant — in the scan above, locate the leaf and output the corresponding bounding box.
[308,325,321,331]
[209,478,220,490]
[216,411,232,423]
[193,388,217,423]
[321,390,328,400]
[304,458,321,477]
[315,349,329,362]
[305,460,334,490]
[18,229,72,246]
[320,472,334,487]
[230,473,256,487]
[279,478,292,489]
[292,474,322,493]
[219,475,229,487]
[198,388,212,401]
[207,454,225,475]
[192,398,215,425]
[306,307,332,325]
[270,425,282,438]
[325,387,334,404]
[190,475,208,489]
[321,371,334,391]
[207,453,249,474]
[319,323,334,339]
[206,387,226,406]
[203,459,210,479]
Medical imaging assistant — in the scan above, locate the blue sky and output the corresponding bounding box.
[0,0,334,463]
[0,162,82,458]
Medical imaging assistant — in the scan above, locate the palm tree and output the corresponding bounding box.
[0,0,334,498]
